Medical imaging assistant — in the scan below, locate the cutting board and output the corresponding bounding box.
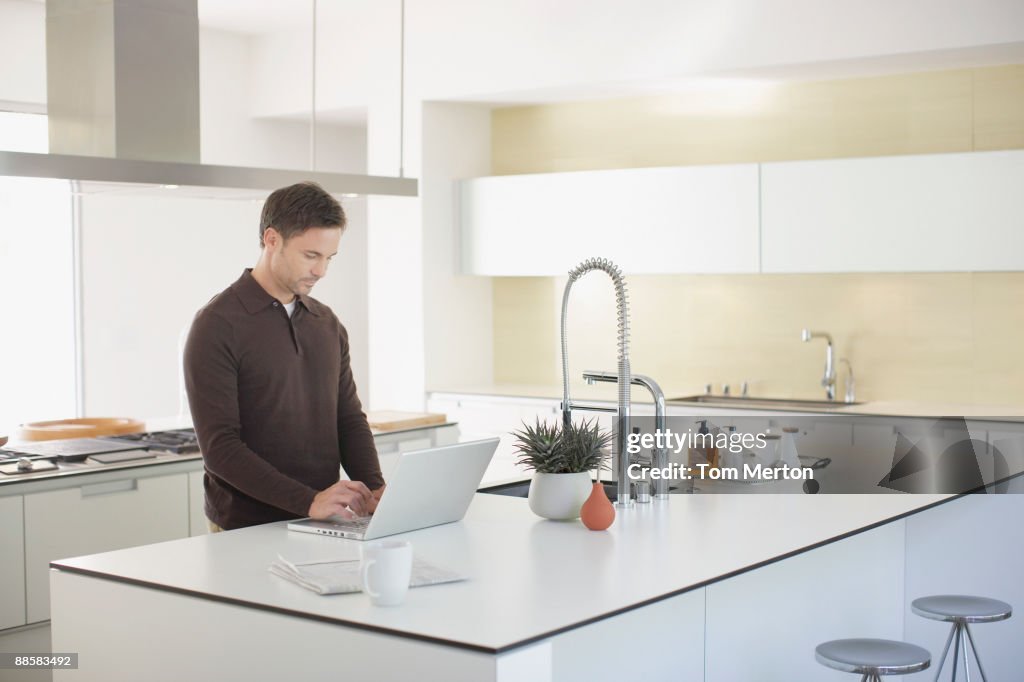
[16,417,144,442]
[366,411,447,432]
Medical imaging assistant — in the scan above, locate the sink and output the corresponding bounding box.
[671,395,861,410]
[478,480,687,499]
[479,480,619,501]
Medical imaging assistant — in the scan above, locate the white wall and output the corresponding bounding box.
[421,102,493,390]
[200,26,367,173]
[246,0,377,121]
[79,192,259,419]
[0,177,75,433]
[78,190,371,421]
[318,197,370,402]
[0,0,46,110]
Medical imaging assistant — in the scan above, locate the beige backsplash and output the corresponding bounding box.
[489,64,1024,407]
[494,273,1024,406]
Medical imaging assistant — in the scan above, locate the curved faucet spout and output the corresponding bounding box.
[801,328,836,400]
[561,258,632,507]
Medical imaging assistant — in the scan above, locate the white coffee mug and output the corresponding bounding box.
[360,540,413,606]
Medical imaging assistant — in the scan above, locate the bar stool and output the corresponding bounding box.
[911,595,1012,682]
[816,638,931,680]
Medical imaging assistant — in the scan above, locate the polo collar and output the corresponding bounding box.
[232,269,321,316]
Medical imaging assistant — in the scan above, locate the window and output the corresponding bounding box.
[0,111,48,153]
[0,113,77,434]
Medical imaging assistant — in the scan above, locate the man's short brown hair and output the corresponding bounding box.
[259,182,346,247]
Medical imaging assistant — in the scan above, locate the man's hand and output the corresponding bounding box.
[308,480,374,519]
[367,484,386,514]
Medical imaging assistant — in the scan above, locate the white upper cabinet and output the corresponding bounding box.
[761,150,1024,273]
[459,164,760,276]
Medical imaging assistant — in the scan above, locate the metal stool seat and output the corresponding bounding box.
[911,595,1012,682]
[816,638,931,680]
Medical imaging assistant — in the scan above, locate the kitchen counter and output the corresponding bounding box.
[0,419,457,491]
[429,384,1024,419]
[0,450,204,492]
[48,488,1024,680]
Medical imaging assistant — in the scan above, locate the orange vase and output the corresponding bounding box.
[580,481,615,531]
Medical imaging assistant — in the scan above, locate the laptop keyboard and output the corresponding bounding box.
[330,515,372,531]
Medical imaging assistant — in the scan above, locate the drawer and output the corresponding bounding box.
[24,472,189,623]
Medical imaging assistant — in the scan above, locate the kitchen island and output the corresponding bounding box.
[49,488,1024,680]
[0,418,461,666]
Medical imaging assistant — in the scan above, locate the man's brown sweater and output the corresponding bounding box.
[184,269,383,530]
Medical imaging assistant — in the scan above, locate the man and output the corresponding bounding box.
[184,182,384,531]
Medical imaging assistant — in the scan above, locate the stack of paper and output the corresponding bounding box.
[269,554,466,595]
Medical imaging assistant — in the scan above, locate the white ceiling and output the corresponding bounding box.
[31,0,1024,107]
[196,0,1024,107]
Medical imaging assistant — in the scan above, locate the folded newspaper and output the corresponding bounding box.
[269,554,467,595]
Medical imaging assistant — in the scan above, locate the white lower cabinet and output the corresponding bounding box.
[372,425,460,481]
[706,521,906,680]
[428,393,561,459]
[981,422,1024,493]
[0,495,26,630]
[24,472,189,623]
[188,470,206,536]
[428,393,565,484]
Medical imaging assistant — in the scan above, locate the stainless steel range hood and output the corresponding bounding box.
[8,0,417,198]
[0,150,418,197]
[47,0,201,163]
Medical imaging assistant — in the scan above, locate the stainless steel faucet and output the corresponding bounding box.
[801,328,836,400]
[583,370,669,500]
[561,258,632,507]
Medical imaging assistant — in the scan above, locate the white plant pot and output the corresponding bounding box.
[528,472,593,520]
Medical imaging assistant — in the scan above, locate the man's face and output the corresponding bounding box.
[264,226,342,300]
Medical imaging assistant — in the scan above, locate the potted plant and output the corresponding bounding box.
[512,417,611,520]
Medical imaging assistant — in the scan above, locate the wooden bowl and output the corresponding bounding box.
[16,418,145,442]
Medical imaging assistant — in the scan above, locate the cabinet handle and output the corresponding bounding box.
[80,479,138,498]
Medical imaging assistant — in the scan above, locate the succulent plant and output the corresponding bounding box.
[512,417,611,474]
[561,417,613,473]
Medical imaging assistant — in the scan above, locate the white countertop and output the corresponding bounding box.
[0,419,459,491]
[51,491,953,653]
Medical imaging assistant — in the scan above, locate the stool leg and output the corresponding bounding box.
[964,623,988,682]
[934,623,957,682]
[960,625,972,682]
[950,624,962,682]
[937,622,958,679]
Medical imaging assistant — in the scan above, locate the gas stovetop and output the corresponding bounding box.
[102,428,200,454]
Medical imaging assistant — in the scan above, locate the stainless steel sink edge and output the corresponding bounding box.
[670,395,863,410]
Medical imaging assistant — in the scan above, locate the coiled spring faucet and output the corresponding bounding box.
[560,257,632,507]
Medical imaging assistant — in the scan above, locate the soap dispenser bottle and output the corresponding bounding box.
[690,420,718,471]
[780,427,800,468]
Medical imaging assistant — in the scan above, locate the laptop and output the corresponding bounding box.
[287,437,499,540]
